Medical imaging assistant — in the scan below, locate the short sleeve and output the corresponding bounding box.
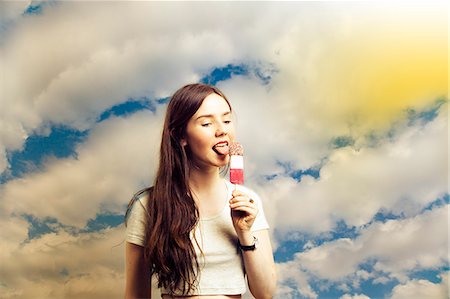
[125,192,149,247]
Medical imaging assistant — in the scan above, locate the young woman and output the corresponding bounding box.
[125,83,276,299]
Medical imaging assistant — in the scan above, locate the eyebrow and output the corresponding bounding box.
[195,111,231,121]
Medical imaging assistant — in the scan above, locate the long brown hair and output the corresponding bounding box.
[127,83,232,295]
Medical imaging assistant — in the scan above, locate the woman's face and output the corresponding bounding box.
[182,93,236,170]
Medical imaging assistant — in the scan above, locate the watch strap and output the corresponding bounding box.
[238,236,258,251]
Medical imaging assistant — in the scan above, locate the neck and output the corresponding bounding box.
[188,166,224,197]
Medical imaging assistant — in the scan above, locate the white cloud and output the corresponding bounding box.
[218,77,329,174]
[3,1,444,174]
[390,273,449,299]
[0,214,29,258]
[275,205,448,297]
[248,103,447,235]
[0,110,163,227]
[0,1,299,173]
[0,1,30,26]
[275,261,318,299]
[0,224,165,299]
[0,2,447,298]
[373,276,390,285]
[289,205,447,282]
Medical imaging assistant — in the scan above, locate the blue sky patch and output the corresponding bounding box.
[23,211,125,241]
[273,234,308,263]
[22,214,59,240]
[330,135,355,149]
[24,4,43,15]
[98,97,157,122]
[372,208,405,223]
[21,214,80,241]
[357,275,399,299]
[420,194,449,213]
[276,160,322,181]
[274,222,359,263]
[331,220,359,240]
[201,64,249,85]
[156,97,170,105]
[406,97,447,127]
[23,1,57,16]
[1,125,87,183]
[201,62,277,86]
[262,160,322,182]
[83,212,124,232]
[409,267,448,284]
[364,97,447,148]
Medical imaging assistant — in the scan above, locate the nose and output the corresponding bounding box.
[215,123,228,137]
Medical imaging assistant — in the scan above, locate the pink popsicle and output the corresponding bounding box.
[229,142,244,185]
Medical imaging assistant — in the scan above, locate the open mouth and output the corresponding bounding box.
[212,142,229,155]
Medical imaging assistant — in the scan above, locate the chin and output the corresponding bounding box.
[213,155,229,167]
[216,161,228,168]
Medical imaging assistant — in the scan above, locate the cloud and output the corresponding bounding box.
[3,1,445,175]
[275,205,448,297]
[1,2,448,298]
[247,101,447,235]
[215,2,447,174]
[277,204,447,288]
[276,260,318,299]
[0,110,163,227]
[0,225,133,299]
[0,214,29,258]
[269,1,446,140]
[0,1,298,174]
[0,1,29,27]
[390,273,448,299]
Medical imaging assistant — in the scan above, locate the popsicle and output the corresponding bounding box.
[229,141,244,186]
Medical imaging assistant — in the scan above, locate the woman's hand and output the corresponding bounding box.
[229,189,258,233]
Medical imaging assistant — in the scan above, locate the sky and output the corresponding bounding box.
[0,1,448,298]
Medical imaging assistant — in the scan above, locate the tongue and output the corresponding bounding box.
[213,145,229,155]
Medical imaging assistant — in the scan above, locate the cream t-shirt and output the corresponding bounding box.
[125,179,269,295]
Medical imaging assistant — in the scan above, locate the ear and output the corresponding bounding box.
[181,139,187,147]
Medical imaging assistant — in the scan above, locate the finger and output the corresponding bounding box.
[230,201,258,211]
[232,190,247,197]
[231,206,258,217]
[229,195,253,204]
[229,199,257,208]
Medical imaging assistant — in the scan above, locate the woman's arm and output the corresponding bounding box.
[230,190,277,299]
[125,242,151,299]
[238,230,277,299]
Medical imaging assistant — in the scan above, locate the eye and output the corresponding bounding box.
[201,123,212,127]
[224,120,232,124]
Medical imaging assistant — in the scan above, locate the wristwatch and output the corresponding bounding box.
[238,236,258,251]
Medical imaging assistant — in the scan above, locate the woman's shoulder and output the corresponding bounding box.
[125,186,153,219]
[133,186,152,204]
